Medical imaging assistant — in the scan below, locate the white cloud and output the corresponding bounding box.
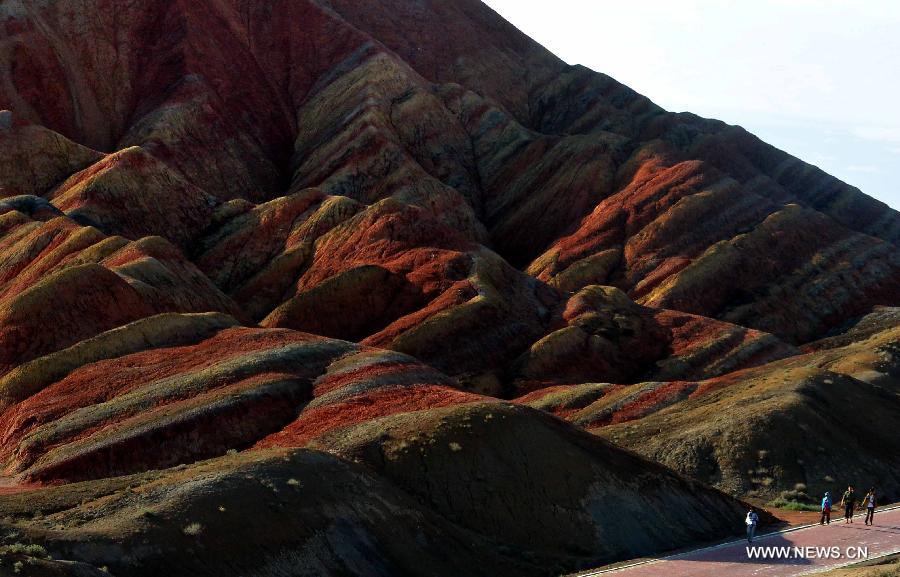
[846,165,879,174]
[852,126,900,144]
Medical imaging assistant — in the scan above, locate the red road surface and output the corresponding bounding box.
[583,506,900,576]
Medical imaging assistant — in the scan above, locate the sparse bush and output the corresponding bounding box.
[769,498,819,512]
[449,442,462,452]
[3,529,21,541]
[183,522,204,536]
[2,543,49,558]
[13,560,23,574]
[778,485,814,504]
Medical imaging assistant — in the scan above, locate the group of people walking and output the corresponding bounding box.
[744,486,879,544]
[820,486,877,526]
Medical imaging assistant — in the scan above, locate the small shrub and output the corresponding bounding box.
[3,543,49,558]
[182,522,204,536]
[13,561,23,574]
[778,486,813,504]
[769,498,819,512]
[3,529,21,541]
[24,544,47,558]
[449,442,462,452]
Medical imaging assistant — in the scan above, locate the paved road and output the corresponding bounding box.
[582,506,900,577]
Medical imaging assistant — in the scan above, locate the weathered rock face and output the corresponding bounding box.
[1,0,898,574]
[0,214,242,378]
[0,118,102,197]
[509,284,798,393]
[0,321,457,483]
[528,160,900,343]
[48,146,218,248]
[2,0,897,351]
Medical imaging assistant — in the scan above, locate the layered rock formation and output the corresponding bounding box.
[520,308,900,500]
[1,0,898,574]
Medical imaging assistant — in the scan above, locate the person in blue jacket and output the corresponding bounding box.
[820,491,832,525]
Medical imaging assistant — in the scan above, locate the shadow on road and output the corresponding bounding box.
[679,533,814,566]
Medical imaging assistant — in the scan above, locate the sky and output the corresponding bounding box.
[482,0,900,210]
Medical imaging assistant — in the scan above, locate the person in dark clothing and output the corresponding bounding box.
[864,488,876,525]
[841,486,856,523]
[820,492,832,525]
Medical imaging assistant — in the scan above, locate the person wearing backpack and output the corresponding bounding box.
[746,507,759,543]
[841,486,856,523]
[820,492,832,525]
[864,488,876,525]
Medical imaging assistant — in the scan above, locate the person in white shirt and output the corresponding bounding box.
[864,488,877,525]
[746,507,759,543]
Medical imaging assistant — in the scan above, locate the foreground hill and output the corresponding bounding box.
[0,0,898,575]
[0,314,751,576]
